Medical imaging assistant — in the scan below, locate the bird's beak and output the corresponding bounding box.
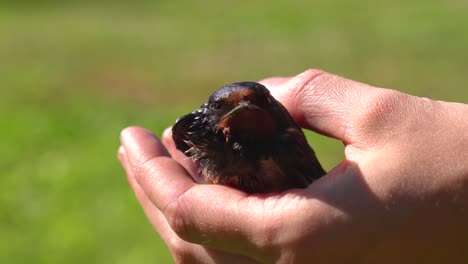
[221,101,260,120]
[218,101,275,139]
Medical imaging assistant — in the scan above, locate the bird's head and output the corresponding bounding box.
[207,82,278,142]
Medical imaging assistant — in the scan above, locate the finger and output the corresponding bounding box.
[258,76,291,87]
[119,140,259,264]
[120,126,196,211]
[139,169,274,262]
[118,145,129,171]
[120,127,279,262]
[120,126,170,163]
[119,144,176,243]
[261,68,399,144]
[161,127,201,181]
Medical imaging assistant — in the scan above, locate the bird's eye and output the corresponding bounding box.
[254,95,270,106]
[211,102,222,110]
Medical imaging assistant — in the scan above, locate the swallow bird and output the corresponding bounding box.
[172,82,326,193]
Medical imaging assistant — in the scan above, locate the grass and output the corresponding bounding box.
[1,1,467,263]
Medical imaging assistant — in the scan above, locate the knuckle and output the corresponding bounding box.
[354,90,415,143]
[293,69,328,97]
[255,221,279,250]
[289,69,346,125]
[132,157,170,188]
[132,158,153,183]
[249,203,281,251]
[292,69,337,107]
[296,68,327,83]
[164,192,195,242]
[168,236,194,264]
[361,90,407,124]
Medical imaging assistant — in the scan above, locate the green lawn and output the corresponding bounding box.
[1,1,467,263]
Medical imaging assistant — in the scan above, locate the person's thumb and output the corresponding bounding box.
[260,69,415,146]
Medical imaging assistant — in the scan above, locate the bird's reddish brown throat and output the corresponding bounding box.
[217,101,277,141]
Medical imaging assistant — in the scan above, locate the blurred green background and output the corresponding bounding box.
[1,1,467,263]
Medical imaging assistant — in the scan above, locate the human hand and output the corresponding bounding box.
[118,69,468,263]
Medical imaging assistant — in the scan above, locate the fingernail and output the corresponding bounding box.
[120,127,134,143]
[259,77,288,87]
[163,126,172,139]
[118,145,128,169]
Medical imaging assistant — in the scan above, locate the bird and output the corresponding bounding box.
[172,82,326,193]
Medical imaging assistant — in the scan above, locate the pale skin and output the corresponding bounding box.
[118,69,468,263]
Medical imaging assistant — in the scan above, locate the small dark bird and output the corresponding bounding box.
[172,82,325,193]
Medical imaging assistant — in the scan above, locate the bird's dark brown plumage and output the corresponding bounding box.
[172,82,325,193]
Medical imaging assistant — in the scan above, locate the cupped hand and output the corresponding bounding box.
[118,69,468,263]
